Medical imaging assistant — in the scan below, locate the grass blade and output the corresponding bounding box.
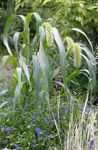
[13,67,24,109]
[3,15,16,55]
[13,32,20,55]
[32,55,40,100]
[19,53,31,85]
[72,28,94,54]
[52,27,70,95]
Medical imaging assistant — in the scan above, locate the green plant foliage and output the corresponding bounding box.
[0,10,97,149]
[14,0,98,47]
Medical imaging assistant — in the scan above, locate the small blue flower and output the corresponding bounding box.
[4,139,9,143]
[1,85,4,89]
[47,134,52,138]
[6,67,11,71]
[32,140,37,147]
[42,118,47,123]
[58,115,64,120]
[33,119,37,123]
[54,112,58,116]
[36,111,42,114]
[6,127,12,131]
[34,140,37,143]
[16,144,19,150]
[51,120,55,124]
[1,114,4,118]
[39,137,43,141]
[31,114,36,119]
[63,109,68,113]
[6,127,12,134]
[1,126,5,130]
[90,138,95,148]
[32,144,37,147]
[35,127,43,134]
[6,75,11,78]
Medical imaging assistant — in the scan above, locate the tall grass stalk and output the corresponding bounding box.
[63,92,97,150]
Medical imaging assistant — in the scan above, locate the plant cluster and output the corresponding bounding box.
[0,11,97,149]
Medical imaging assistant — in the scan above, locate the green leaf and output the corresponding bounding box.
[13,32,20,56]
[72,28,94,54]
[2,55,17,67]
[0,101,8,109]
[33,12,42,26]
[80,44,96,88]
[32,55,40,100]
[52,28,68,89]
[0,90,8,97]
[3,15,16,55]
[67,70,79,83]
[13,67,24,109]
[42,0,52,5]
[81,54,95,90]
[38,26,50,101]
[19,53,31,85]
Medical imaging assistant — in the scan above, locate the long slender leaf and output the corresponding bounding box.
[81,54,95,90]
[0,101,8,109]
[32,55,40,100]
[19,53,31,85]
[33,12,42,26]
[80,44,96,88]
[52,27,70,95]
[13,32,20,55]
[3,15,16,55]
[38,26,50,101]
[13,67,24,109]
[72,28,94,54]
[2,55,17,67]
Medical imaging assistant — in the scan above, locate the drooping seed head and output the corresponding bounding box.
[72,43,81,68]
[42,22,54,47]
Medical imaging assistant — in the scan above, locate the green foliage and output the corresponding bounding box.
[3,11,96,100]
[0,10,97,149]
[14,0,98,47]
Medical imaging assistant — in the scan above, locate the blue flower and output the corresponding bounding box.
[6,127,12,134]
[32,144,37,147]
[6,127,12,131]
[51,120,55,124]
[36,111,42,114]
[1,114,4,118]
[32,140,37,147]
[16,144,19,150]
[4,139,9,143]
[33,119,37,123]
[1,126,5,130]
[90,138,95,148]
[6,75,11,78]
[47,134,52,138]
[35,127,43,134]
[39,137,44,141]
[34,140,37,143]
[63,109,68,113]
[31,114,36,119]
[42,118,47,123]
[57,115,64,120]
[6,67,11,71]
[1,85,4,89]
